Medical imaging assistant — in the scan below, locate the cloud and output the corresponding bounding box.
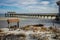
[56,0,59,1]
[40,1,50,5]
[0,0,59,13]
[23,5,58,13]
[0,0,58,6]
[0,0,37,7]
[27,6,47,9]
[0,0,50,6]
[22,2,37,5]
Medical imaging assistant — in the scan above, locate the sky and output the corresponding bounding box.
[0,0,59,13]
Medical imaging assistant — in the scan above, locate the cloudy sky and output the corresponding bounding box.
[0,0,59,13]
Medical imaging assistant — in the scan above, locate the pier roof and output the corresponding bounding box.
[6,13,57,16]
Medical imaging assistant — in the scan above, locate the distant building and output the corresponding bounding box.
[56,1,60,21]
[57,1,60,15]
[5,12,16,17]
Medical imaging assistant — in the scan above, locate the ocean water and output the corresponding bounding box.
[0,13,60,28]
[0,18,60,28]
[0,14,5,17]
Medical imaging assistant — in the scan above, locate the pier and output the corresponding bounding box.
[5,12,57,20]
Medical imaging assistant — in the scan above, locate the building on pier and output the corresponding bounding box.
[56,1,60,21]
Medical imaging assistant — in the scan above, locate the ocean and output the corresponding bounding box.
[0,14,60,28]
[0,14,5,17]
[0,18,60,28]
